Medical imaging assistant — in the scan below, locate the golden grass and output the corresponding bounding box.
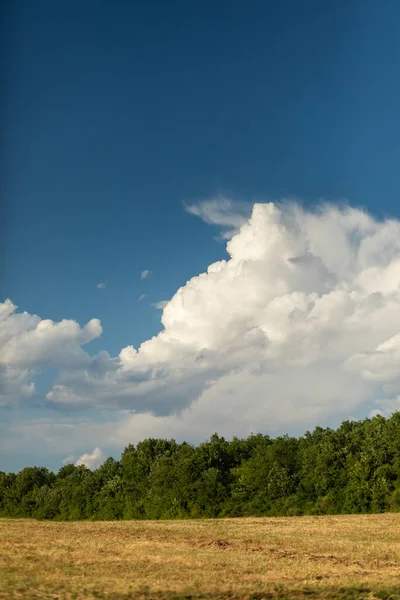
[1,514,400,599]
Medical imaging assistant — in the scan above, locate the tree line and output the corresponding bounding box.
[1,413,400,520]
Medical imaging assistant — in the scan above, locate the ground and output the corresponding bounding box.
[1,514,400,599]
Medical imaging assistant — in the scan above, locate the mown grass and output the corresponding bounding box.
[1,514,400,599]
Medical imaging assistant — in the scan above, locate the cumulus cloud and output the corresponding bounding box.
[3,200,400,446]
[141,270,150,280]
[0,300,102,407]
[369,409,385,419]
[37,201,400,430]
[96,283,106,289]
[185,196,252,239]
[0,301,101,369]
[0,365,36,407]
[62,454,75,465]
[345,332,400,383]
[75,447,104,470]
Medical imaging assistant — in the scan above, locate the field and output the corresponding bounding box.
[1,515,400,600]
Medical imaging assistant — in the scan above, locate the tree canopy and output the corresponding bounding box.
[2,413,400,520]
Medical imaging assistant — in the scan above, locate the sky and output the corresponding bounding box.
[2,0,400,472]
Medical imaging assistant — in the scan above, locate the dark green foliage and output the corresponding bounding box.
[2,413,400,520]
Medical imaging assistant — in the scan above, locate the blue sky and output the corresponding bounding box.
[2,0,400,472]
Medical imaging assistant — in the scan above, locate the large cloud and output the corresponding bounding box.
[2,201,400,445]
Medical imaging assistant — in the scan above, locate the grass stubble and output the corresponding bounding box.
[1,514,400,600]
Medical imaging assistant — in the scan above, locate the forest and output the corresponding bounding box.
[1,413,400,521]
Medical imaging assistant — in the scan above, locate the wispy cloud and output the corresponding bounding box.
[185,195,252,240]
[152,300,168,309]
[96,283,106,289]
[141,270,150,280]
[138,294,146,301]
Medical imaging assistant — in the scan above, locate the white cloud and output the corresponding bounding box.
[0,365,36,407]
[141,270,150,280]
[0,300,102,407]
[96,283,106,289]
[62,454,75,465]
[185,196,252,239]
[152,301,169,310]
[0,301,101,369]
[75,447,104,470]
[369,409,385,419]
[138,294,146,301]
[3,200,400,448]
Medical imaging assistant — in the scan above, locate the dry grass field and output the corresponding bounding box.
[1,515,400,600]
